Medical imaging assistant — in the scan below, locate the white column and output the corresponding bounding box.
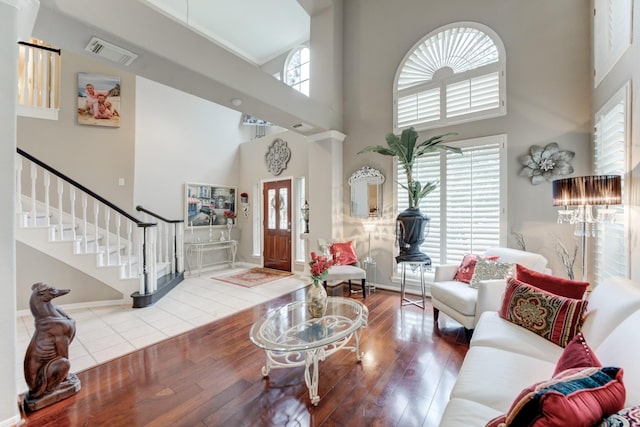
[306,130,345,247]
[1,1,22,425]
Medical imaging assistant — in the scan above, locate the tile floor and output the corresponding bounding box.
[15,267,308,394]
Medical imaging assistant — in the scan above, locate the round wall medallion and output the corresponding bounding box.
[265,138,291,176]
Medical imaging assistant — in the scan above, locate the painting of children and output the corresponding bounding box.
[77,73,121,127]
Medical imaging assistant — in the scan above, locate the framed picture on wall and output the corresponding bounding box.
[184,183,236,227]
[77,72,121,127]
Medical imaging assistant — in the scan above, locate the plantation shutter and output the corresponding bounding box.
[593,84,629,284]
[397,135,504,267]
[446,72,501,118]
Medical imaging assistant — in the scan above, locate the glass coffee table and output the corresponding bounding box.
[249,297,368,405]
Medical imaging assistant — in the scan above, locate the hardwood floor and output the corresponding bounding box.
[22,286,469,427]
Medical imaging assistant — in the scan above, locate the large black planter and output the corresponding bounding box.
[396,207,431,264]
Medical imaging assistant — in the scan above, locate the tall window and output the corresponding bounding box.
[396,135,506,266]
[593,82,630,283]
[284,46,310,96]
[394,23,506,132]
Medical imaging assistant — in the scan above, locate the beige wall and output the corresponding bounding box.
[342,0,592,285]
[591,0,640,281]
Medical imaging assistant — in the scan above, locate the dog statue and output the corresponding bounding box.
[23,282,80,411]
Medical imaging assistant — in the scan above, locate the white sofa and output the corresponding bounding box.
[438,276,640,426]
[431,247,549,331]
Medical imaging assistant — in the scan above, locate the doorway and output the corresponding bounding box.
[263,180,292,271]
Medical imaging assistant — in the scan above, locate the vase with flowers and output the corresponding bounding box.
[224,211,236,240]
[307,252,333,318]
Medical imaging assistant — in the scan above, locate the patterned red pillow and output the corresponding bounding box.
[499,278,588,347]
[330,241,358,266]
[453,254,499,283]
[516,263,589,299]
[553,332,601,376]
[600,405,640,426]
[504,367,625,426]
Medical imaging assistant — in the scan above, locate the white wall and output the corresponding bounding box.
[342,0,592,286]
[2,2,21,424]
[133,76,246,220]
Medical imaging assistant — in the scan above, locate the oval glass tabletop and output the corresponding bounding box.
[250,297,368,352]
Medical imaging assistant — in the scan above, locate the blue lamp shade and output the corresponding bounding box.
[552,175,622,207]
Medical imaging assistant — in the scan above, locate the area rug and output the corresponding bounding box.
[211,267,294,288]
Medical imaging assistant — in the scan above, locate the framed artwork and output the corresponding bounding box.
[77,72,121,127]
[184,183,236,227]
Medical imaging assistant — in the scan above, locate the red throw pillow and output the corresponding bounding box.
[553,332,601,377]
[499,278,588,348]
[515,263,589,299]
[503,367,625,427]
[453,254,499,284]
[330,241,358,266]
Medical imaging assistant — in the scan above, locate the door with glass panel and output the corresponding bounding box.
[263,180,292,271]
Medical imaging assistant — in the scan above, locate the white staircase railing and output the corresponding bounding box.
[16,148,159,299]
[17,41,60,119]
[136,206,185,277]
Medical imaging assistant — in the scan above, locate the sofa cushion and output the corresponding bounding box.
[499,278,587,348]
[430,280,478,316]
[515,263,589,299]
[502,367,625,427]
[553,332,601,376]
[330,241,358,265]
[471,312,564,364]
[581,276,640,349]
[453,254,499,283]
[484,247,548,272]
[450,346,556,412]
[594,310,640,407]
[599,405,640,426]
[470,257,515,288]
[440,398,503,427]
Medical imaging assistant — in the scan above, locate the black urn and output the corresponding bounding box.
[396,207,431,265]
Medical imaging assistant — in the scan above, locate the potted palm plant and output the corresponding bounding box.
[358,127,460,262]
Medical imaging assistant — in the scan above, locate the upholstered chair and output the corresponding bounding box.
[317,239,367,298]
[430,247,549,335]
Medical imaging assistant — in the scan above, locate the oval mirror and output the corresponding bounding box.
[348,166,385,218]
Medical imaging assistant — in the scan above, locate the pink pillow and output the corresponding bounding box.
[553,332,601,376]
[515,264,589,299]
[499,278,588,348]
[453,254,499,283]
[502,367,625,426]
[330,241,358,266]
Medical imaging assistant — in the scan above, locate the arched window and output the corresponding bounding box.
[284,46,310,96]
[394,22,506,132]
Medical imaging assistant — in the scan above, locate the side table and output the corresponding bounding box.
[364,258,376,293]
[399,261,430,309]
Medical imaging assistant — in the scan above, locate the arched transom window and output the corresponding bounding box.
[285,46,310,96]
[394,22,506,132]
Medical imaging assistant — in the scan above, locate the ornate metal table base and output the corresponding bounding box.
[400,261,429,309]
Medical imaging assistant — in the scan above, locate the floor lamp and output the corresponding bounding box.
[552,175,622,282]
[363,220,376,263]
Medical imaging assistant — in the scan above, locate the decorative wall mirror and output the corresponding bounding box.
[348,166,385,218]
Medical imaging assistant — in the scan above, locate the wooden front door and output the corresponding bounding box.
[263,180,292,271]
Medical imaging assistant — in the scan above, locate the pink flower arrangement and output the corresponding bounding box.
[309,252,333,285]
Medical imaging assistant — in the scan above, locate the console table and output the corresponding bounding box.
[185,240,237,275]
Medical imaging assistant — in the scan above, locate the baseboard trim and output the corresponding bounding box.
[0,414,20,427]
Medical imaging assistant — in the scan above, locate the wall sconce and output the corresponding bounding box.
[301,200,310,234]
[552,175,622,281]
[240,192,249,218]
[363,220,376,263]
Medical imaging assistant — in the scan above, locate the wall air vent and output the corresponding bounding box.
[85,37,138,66]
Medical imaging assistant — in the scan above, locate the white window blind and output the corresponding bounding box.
[396,135,505,266]
[593,83,629,283]
[394,23,506,132]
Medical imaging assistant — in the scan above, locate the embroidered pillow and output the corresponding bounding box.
[599,405,640,426]
[330,241,358,266]
[469,256,515,288]
[453,254,500,284]
[499,278,588,347]
[516,263,589,299]
[485,415,506,427]
[553,332,601,376]
[503,367,625,427]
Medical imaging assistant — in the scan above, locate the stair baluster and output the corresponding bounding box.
[30,163,37,227]
[104,208,111,266]
[56,177,63,241]
[81,194,88,253]
[70,188,76,240]
[116,215,122,266]
[43,171,51,226]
